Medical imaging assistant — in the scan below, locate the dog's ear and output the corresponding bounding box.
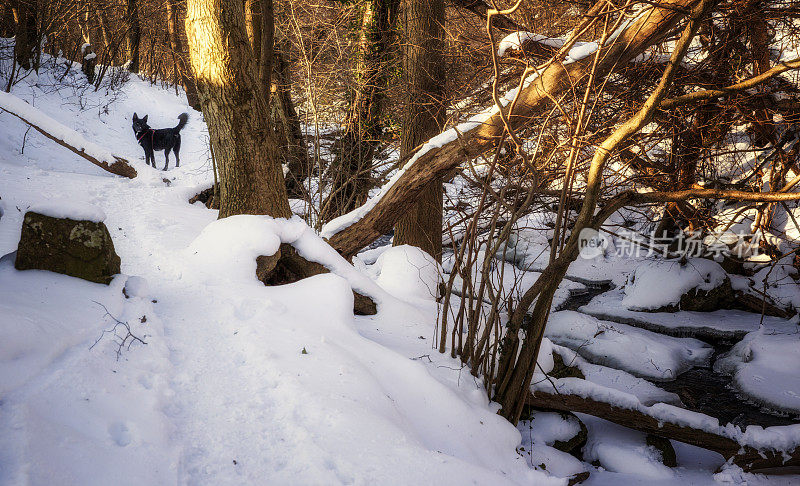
[133,113,138,121]
[142,115,148,123]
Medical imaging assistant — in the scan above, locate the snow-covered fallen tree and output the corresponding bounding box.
[0,91,137,178]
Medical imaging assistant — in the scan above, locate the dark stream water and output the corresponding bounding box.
[558,282,798,428]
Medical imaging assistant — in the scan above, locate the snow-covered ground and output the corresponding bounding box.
[2,52,800,485]
[0,55,562,485]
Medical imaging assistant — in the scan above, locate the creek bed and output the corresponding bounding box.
[559,284,798,428]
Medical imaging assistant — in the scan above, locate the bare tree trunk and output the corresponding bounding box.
[166,0,201,110]
[322,0,397,222]
[89,0,110,48]
[245,1,307,197]
[0,3,15,38]
[392,0,446,261]
[244,0,273,97]
[273,43,309,198]
[185,0,291,218]
[76,1,96,83]
[12,0,38,71]
[126,0,140,72]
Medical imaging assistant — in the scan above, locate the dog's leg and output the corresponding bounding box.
[174,137,181,168]
[164,147,170,171]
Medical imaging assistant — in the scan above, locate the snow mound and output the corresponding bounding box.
[373,245,441,301]
[581,416,674,480]
[186,215,390,305]
[622,258,728,311]
[716,331,800,414]
[542,343,682,407]
[580,287,794,340]
[29,199,107,223]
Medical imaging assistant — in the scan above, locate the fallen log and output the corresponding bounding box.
[526,389,800,472]
[0,91,137,178]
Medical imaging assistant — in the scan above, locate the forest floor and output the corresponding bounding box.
[1,53,799,485]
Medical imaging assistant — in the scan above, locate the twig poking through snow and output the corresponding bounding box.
[89,301,148,361]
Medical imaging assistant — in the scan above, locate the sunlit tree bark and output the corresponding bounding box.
[185,0,291,218]
[167,0,201,110]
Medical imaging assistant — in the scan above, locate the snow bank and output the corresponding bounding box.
[581,415,674,479]
[28,199,107,222]
[750,264,800,312]
[622,258,728,311]
[543,343,682,407]
[0,258,176,485]
[517,411,588,477]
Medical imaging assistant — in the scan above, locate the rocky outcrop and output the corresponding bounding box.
[15,211,121,284]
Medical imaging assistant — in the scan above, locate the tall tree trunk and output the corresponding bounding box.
[185,0,291,218]
[322,0,397,222]
[1,3,17,38]
[273,43,309,198]
[392,0,446,261]
[12,0,38,71]
[244,0,272,95]
[126,0,140,72]
[76,1,96,83]
[245,1,306,197]
[89,0,110,48]
[166,0,201,110]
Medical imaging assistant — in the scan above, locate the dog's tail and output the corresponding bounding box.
[174,113,189,132]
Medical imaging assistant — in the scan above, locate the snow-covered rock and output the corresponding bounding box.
[716,331,800,414]
[546,311,713,381]
[622,258,732,312]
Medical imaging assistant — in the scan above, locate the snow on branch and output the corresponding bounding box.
[0,91,137,178]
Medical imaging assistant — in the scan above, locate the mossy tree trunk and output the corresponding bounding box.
[322,0,397,222]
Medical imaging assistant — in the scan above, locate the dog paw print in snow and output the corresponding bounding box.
[108,421,132,447]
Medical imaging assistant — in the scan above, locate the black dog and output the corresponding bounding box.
[132,112,188,170]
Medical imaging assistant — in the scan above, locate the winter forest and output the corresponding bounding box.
[2,0,800,484]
